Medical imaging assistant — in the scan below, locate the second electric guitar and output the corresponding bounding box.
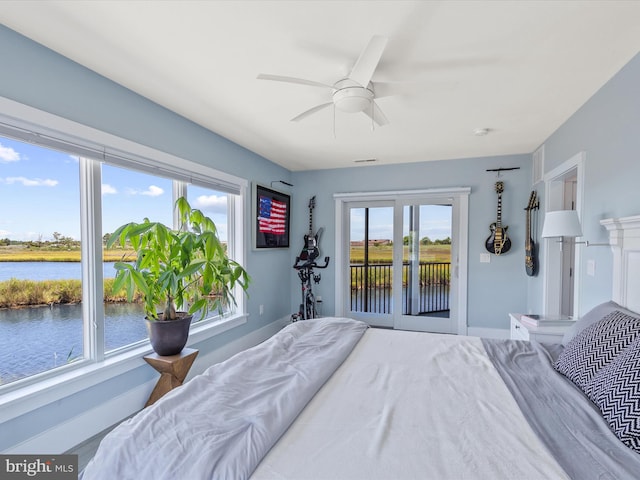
[485,181,511,255]
[524,190,539,276]
[299,196,323,262]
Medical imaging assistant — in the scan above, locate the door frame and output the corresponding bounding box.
[334,187,469,334]
[543,152,585,317]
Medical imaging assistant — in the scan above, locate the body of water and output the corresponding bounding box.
[0,261,119,281]
[0,303,147,385]
[0,261,145,385]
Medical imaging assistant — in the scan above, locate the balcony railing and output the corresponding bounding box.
[350,262,450,315]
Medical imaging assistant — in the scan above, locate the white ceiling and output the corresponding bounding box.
[1,1,639,171]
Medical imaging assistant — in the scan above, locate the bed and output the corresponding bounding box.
[80,215,640,480]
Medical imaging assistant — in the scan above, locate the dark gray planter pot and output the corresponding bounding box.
[146,313,193,356]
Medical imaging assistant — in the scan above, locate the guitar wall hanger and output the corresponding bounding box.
[486,167,521,175]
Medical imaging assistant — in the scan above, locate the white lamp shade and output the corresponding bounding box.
[541,210,583,238]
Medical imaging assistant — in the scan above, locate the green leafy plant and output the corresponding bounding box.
[106,197,250,321]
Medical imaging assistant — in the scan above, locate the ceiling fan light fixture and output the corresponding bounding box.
[259,35,389,124]
[333,86,374,113]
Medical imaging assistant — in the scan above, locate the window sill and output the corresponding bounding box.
[0,313,247,423]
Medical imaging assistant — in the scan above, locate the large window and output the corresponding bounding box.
[101,164,173,353]
[0,138,83,384]
[0,120,246,389]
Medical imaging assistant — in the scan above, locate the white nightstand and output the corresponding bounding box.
[509,313,575,344]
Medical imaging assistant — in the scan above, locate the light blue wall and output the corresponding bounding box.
[0,25,293,450]
[528,52,640,315]
[291,153,533,330]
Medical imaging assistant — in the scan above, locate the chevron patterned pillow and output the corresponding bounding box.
[587,337,640,453]
[554,310,640,393]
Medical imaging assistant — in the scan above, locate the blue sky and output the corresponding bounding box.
[0,136,229,242]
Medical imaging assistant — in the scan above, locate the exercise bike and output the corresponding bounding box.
[292,255,330,321]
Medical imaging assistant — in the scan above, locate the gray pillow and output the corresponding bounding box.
[562,301,640,346]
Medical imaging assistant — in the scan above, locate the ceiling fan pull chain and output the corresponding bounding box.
[371,101,375,132]
[333,103,336,139]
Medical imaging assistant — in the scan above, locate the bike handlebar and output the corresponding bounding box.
[293,256,330,270]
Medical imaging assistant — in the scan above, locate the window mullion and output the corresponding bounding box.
[173,181,187,229]
[230,187,244,313]
[79,157,105,362]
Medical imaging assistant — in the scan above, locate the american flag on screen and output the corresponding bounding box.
[258,195,287,235]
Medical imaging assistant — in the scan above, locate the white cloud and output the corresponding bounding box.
[1,176,58,187]
[102,183,117,195]
[0,143,21,163]
[141,185,164,197]
[193,194,227,213]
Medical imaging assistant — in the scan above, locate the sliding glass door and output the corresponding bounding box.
[337,189,468,334]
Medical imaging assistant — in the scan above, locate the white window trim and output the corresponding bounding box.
[0,97,246,193]
[0,96,249,419]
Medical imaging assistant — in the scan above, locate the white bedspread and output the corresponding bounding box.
[80,318,368,480]
[252,328,570,480]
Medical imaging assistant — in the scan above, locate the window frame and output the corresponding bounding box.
[0,96,248,421]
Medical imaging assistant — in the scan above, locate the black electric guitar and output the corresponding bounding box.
[299,196,323,262]
[485,181,511,255]
[525,190,539,276]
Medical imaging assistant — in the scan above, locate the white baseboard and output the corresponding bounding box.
[466,327,510,339]
[6,316,291,454]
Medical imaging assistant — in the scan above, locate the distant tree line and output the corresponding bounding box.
[0,232,81,249]
[402,236,451,245]
[0,233,213,251]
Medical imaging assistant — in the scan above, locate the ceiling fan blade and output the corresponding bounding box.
[362,101,389,127]
[291,102,333,122]
[257,74,333,90]
[349,35,388,88]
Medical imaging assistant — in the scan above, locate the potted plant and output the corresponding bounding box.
[106,197,250,356]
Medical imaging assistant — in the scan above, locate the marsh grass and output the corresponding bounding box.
[349,244,451,264]
[0,278,140,308]
[0,245,451,306]
[349,245,451,288]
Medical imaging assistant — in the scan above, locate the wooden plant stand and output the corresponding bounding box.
[143,348,199,407]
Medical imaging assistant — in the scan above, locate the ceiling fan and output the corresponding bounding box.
[257,35,392,126]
